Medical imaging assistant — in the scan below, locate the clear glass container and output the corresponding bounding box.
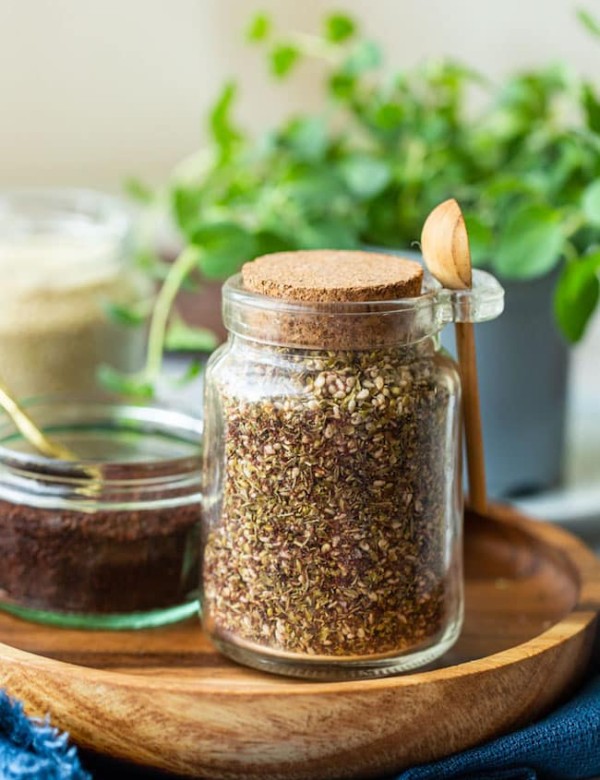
[0,189,151,400]
[0,399,202,629]
[201,265,504,679]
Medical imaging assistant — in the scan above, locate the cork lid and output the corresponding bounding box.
[241,250,423,302]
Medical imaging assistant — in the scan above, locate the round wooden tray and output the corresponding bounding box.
[0,503,598,780]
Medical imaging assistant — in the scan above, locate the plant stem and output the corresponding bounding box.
[144,246,200,379]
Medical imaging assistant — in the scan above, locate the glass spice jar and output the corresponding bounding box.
[0,188,151,400]
[201,250,504,678]
[0,399,202,629]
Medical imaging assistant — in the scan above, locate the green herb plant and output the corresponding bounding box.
[108,9,600,398]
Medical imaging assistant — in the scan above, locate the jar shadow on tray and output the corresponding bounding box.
[0,399,202,629]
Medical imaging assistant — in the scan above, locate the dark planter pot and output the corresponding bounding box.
[177,279,227,344]
[441,268,569,498]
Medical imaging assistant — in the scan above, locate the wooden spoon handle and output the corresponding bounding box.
[455,322,487,514]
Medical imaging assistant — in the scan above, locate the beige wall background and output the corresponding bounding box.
[0,0,598,190]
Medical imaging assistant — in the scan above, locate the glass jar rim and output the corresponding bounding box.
[222,268,504,348]
[0,399,203,509]
[224,271,440,314]
[0,187,131,245]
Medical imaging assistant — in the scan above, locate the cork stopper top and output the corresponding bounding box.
[241,250,423,302]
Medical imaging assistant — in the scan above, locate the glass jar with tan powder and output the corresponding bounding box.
[0,189,150,399]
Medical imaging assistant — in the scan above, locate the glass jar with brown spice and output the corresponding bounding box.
[201,250,504,678]
[0,399,202,629]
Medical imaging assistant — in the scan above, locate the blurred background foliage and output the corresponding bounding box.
[119,8,600,396]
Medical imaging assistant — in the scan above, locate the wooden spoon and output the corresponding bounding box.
[0,379,77,461]
[421,198,487,514]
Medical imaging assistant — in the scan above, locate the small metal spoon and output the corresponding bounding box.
[421,198,487,515]
[0,380,78,461]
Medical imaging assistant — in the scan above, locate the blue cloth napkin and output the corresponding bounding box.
[0,691,89,780]
[395,675,600,780]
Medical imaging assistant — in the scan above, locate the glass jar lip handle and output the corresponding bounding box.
[433,269,505,326]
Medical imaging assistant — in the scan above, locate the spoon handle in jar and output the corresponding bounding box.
[455,322,487,515]
[0,380,76,461]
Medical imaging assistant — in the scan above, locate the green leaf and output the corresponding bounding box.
[324,13,356,43]
[270,44,300,78]
[282,172,346,211]
[555,252,600,342]
[371,102,405,132]
[165,320,219,352]
[209,82,241,155]
[97,366,155,400]
[577,8,600,38]
[123,177,154,204]
[495,205,565,279]
[583,83,600,133]
[296,218,358,249]
[582,180,600,227]
[173,360,203,387]
[328,72,356,100]
[340,155,391,198]
[247,12,271,42]
[254,230,291,256]
[192,222,257,279]
[481,174,539,200]
[546,135,593,193]
[172,185,202,235]
[283,117,328,162]
[341,40,382,76]
[463,212,494,267]
[104,301,149,327]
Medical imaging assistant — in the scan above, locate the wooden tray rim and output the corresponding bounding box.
[0,502,598,696]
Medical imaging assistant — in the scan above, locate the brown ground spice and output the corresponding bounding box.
[203,344,458,657]
[0,498,200,614]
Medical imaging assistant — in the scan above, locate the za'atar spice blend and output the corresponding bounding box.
[201,250,464,677]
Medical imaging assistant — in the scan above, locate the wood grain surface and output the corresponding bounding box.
[456,321,487,513]
[0,503,598,779]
